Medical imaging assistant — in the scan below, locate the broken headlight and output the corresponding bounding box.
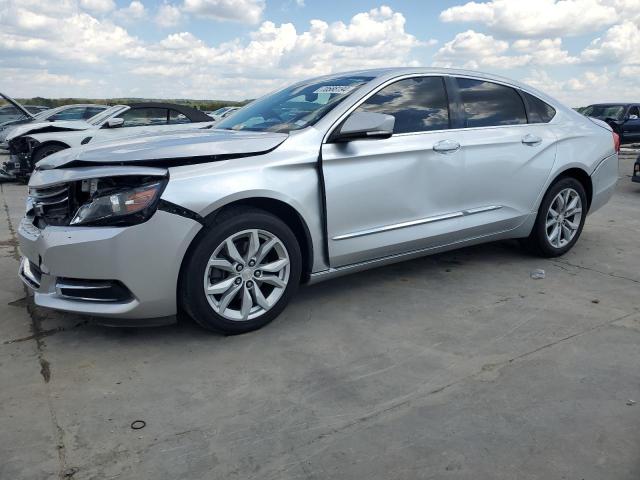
[70,178,167,226]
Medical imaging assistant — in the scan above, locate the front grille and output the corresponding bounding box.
[28,184,73,227]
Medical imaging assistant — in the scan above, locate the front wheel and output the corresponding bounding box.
[181,207,302,334]
[523,177,587,257]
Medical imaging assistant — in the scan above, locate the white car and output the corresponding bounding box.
[208,106,241,121]
[0,104,108,145]
[6,102,214,179]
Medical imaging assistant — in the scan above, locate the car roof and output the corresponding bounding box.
[587,103,635,107]
[125,102,212,122]
[301,67,560,106]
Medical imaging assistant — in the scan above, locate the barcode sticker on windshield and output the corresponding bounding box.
[313,85,356,94]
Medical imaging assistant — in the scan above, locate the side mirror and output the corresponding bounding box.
[629,114,638,120]
[105,117,124,128]
[333,111,395,142]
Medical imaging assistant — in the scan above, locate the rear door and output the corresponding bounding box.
[449,77,557,234]
[321,75,470,267]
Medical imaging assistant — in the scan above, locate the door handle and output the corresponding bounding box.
[433,139,460,154]
[522,134,542,146]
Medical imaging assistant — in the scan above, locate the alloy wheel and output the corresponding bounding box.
[545,187,583,249]
[203,229,290,321]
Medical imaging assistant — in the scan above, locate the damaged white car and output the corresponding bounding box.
[6,103,214,180]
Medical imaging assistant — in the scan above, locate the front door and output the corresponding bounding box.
[321,76,468,267]
[623,105,640,142]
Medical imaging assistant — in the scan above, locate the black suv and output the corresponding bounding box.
[582,103,640,144]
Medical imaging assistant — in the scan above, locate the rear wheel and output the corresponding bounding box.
[523,177,587,257]
[181,208,301,334]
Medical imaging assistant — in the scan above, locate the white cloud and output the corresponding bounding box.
[326,6,418,47]
[433,30,528,69]
[440,0,619,37]
[114,1,146,22]
[182,0,265,24]
[581,21,640,63]
[79,0,115,13]
[434,31,581,69]
[155,3,182,27]
[512,38,579,65]
[0,2,137,64]
[620,64,640,77]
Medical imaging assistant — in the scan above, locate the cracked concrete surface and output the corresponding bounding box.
[1,153,639,479]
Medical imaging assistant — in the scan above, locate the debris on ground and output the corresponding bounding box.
[627,399,636,406]
[131,420,146,430]
[530,269,545,280]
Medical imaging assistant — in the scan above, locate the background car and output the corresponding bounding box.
[582,103,640,143]
[1,104,108,144]
[0,92,38,124]
[5,102,214,181]
[17,68,619,335]
[208,106,241,121]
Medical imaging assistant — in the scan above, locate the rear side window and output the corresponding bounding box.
[522,92,556,123]
[120,108,168,127]
[455,78,526,128]
[355,76,449,134]
[169,110,191,124]
[628,106,640,118]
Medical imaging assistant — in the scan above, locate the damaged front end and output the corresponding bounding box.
[4,136,40,180]
[27,169,169,229]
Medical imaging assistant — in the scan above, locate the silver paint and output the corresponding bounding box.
[17,67,619,321]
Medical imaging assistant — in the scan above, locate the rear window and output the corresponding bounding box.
[522,92,556,123]
[456,78,527,128]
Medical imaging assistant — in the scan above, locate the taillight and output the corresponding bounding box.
[613,132,621,153]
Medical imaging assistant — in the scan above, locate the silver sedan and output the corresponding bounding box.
[18,68,619,334]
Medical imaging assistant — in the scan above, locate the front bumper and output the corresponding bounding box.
[18,209,201,320]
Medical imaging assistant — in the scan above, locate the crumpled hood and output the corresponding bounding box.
[37,128,289,170]
[6,119,91,141]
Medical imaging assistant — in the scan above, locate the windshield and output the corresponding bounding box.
[582,105,625,120]
[216,75,374,133]
[88,105,126,125]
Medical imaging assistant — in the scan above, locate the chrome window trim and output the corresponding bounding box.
[323,74,558,143]
[332,205,502,241]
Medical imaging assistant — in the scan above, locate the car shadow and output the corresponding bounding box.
[20,238,533,345]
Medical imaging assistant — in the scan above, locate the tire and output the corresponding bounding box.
[32,143,66,163]
[180,207,302,334]
[523,177,588,257]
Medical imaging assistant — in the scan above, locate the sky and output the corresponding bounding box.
[0,0,639,106]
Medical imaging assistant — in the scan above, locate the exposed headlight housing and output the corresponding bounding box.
[70,178,167,226]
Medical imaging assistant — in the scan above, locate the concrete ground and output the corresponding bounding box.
[1,152,639,480]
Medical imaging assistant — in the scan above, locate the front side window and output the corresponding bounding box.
[354,76,449,134]
[49,107,87,121]
[89,106,127,125]
[456,78,527,128]
[216,75,374,133]
[120,108,168,127]
[522,92,556,123]
[628,106,640,118]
